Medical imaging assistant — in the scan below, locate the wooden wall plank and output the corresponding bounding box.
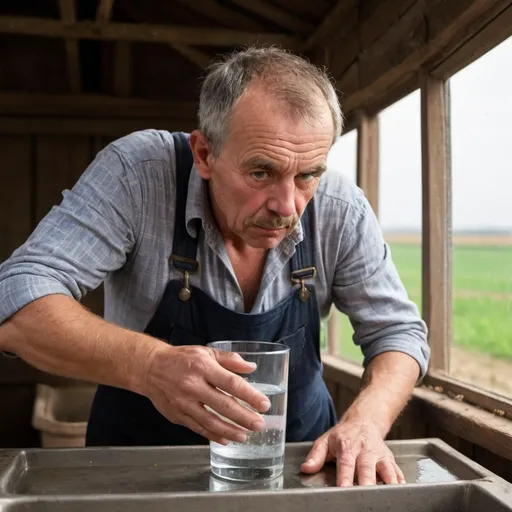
[395,402,429,439]
[336,386,357,417]
[0,93,199,119]
[474,445,510,481]
[324,378,340,418]
[35,135,90,221]
[35,135,104,317]
[427,421,464,450]
[0,117,197,136]
[113,41,132,97]
[0,135,32,263]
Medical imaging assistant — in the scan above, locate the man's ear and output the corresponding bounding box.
[189,130,213,180]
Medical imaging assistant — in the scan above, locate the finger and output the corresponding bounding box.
[208,364,271,414]
[178,412,230,445]
[336,440,357,487]
[355,454,378,486]
[376,459,398,485]
[301,436,329,473]
[393,460,406,484]
[213,349,258,374]
[191,403,251,443]
[202,384,266,433]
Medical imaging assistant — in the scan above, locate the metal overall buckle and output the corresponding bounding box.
[170,255,200,301]
[291,266,317,302]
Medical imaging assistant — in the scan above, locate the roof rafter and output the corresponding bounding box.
[173,0,267,32]
[171,43,212,68]
[301,0,357,52]
[120,1,213,70]
[0,15,299,49]
[95,0,133,96]
[228,0,314,34]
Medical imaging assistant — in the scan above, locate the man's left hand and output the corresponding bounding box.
[300,418,405,486]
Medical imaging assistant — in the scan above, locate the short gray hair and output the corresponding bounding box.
[198,46,343,156]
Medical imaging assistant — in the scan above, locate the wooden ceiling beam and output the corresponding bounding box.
[59,0,81,93]
[173,0,267,32]
[96,0,115,24]
[0,92,198,119]
[94,0,134,97]
[342,0,506,114]
[0,16,298,48]
[228,0,314,34]
[301,0,357,52]
[120,2,212,70]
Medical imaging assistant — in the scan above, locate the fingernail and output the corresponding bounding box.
[235,433,247,443]
[259,400,271,411]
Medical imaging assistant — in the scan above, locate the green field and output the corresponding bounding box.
[323,242,512,363]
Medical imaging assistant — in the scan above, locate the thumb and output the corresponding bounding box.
[213,349,257,374]
[301,437,329,473]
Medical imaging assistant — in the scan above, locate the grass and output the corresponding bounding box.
[322,242,512,363]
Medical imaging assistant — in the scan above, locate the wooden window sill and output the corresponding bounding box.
[322,354,512,461]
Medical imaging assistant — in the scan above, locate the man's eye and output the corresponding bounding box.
[250,171,270,181]
[298,173,318,182]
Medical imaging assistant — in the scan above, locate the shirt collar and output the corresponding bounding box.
[184,165,304,245]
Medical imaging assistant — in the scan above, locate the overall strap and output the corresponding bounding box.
[170,132,199,300]
[289,201,317,301]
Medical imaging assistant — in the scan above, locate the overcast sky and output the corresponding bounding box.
[327,35,512,233]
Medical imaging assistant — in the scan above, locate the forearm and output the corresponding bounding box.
[0,294,161,395]
[340,351,420,437]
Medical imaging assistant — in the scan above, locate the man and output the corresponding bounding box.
[0,47,429,487]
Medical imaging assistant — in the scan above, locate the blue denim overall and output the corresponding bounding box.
[86,133,337,447]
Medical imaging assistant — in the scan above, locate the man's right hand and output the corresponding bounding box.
[141,344,271,445]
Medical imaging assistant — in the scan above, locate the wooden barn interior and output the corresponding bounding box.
[0,0,511,488]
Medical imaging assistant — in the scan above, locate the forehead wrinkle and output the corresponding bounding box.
[243,156,280,171]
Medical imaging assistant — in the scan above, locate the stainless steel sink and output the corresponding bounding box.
[0,439,510,511]
[1,481,512,512]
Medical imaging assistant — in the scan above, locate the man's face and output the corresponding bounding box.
[191,81,333,249]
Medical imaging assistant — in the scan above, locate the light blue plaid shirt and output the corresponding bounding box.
[0,129,430,376]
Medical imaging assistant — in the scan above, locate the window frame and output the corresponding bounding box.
[324,11,512,421]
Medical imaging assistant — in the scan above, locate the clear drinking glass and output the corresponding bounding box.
[206,341,290,482]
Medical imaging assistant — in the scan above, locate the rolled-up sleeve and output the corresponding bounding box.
[331,195,430,379]
[0,145,140,325]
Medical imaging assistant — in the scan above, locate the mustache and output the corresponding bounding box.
[245,215,299,230]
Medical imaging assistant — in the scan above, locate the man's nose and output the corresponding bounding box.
[266,181,296,218]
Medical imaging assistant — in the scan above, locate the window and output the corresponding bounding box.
[326,129,358,182]
[321,12,512,422]
[321,130,358,357]
[379,91,423,318]
[448,35,512,399]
